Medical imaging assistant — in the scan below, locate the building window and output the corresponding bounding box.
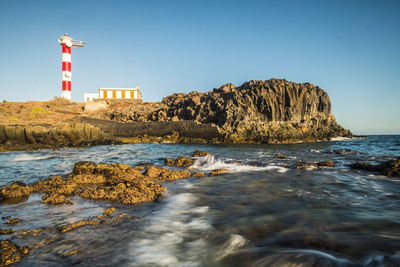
[107,91,113,98]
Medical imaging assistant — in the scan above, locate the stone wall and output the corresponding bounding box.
[77,117,222,140]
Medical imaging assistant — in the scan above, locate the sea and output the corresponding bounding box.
[0,135,399,266]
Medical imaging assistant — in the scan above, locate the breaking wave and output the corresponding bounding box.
[128,193,211,266]
[190,155,288,173]
[12,153,54,162]
[330,137,353,141]
[216,234,248,260]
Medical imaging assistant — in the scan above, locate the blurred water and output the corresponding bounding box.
[0,136,399,266]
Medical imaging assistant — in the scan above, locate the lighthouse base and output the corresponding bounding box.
[61,90,72,100]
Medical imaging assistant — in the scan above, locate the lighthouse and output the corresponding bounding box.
[58,33,86,100]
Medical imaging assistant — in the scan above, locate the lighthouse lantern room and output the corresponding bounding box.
[58,33,86,100]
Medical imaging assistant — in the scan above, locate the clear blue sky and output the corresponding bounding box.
[0,0,399,134]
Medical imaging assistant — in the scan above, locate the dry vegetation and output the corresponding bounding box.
[0,98,84,125]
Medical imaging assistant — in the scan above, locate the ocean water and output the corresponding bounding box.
[0,135,399,266]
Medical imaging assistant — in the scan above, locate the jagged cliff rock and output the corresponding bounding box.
[146,79,352,143]
[0,79,352,150]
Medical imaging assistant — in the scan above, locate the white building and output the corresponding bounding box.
[83,87,142,102]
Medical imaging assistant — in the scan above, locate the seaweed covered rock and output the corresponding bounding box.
[31,176,77,195]
[145,166,191,181]
[4,218,22,225]
[0,240,30,266]
[192,171,206,178]
[296,163,318,170]
[0,182,30,201]
[0,229,16,235]
[164,157,194,167]
[192,151,210,157]
[210,168,228,175]
[42,193,71,205]
[59,219,101,233]
[318,160,335,167]
[78,180,165,205]
[68,161,144,184]
[0,160,208,207]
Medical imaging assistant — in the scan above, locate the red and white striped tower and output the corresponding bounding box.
[58,33,85,100]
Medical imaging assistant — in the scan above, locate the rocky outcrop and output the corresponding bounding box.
[0,160,203,205]
[99,79,352,143]
[156,79,352,143]
[0,79,352,148]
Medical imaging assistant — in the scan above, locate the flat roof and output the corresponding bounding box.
[99,88,140,90]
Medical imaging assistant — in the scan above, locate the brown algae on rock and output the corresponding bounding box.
[0,182,30,201]
[4,218,22,225]
[0,240,30,266]
[210,168,228,176]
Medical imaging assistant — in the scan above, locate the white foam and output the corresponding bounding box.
[310,149,322,153]
[190,155,288,173]
[12,154,54,162]
[216,234,248,260]
[128,193,211,266]
[330,137,353,141]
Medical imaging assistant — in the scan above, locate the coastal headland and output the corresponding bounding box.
[0,79,353,151]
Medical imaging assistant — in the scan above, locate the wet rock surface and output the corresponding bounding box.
[0,240,30,266]
[145,166,191,181]
[0,229,16,235]
[41,193,72,205]
[192,150,210,157]
[210,168,228,176]
[296,163,318,169]
[349,158,400,177]
[274,154,287,159]
[165,156,194,167]
[191,171,206,178]
[317,160,335,167]
[0,153,214,205]
[0,182,30,201]
[3,219,22,225]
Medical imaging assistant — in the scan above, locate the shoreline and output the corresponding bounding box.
[0,79,355,152]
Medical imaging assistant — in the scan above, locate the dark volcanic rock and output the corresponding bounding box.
[350,158,400,178]
[93,79,352,144]
[193,150,210,157]
[4,218,22,225]
[318,160,335,167]
[158,79,352,143]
